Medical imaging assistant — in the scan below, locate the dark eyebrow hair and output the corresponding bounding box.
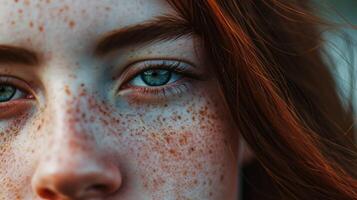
[94,15,194,56]
[0,45,39,65]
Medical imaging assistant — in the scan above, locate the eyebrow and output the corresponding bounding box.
[94,15,194,56]
[0,45,39,66]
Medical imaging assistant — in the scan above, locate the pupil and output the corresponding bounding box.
[141,69,172,86]
[0,85,16,102]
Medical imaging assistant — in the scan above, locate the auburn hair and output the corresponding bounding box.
[167,0,357,199]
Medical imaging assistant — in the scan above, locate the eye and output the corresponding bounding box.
[119,60,202,99]
[0,77,34,118]
[0,84,17,102]
[0,77,33,104]
[0,84,29,103]
[130,68,181,87]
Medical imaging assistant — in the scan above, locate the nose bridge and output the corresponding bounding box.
[40,57,107,145]
[41,80,102,173]
[46,79,95,142]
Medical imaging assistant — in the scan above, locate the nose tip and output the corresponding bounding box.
[32,163,122,199]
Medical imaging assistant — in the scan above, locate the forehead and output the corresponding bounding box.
[0,0,175,46]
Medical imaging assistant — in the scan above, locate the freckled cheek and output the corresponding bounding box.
[0,147,39,199]
[0,117,40,197]
[0,113,41,165]
[123,110,237,197]
[0,112,31,160]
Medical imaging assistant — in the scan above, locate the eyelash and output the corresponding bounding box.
[120,60,200,99]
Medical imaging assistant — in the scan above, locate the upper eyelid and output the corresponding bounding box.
[142,60,181,67]
[132,60,199,76]
[126,57,196,69]
[133,60,189,72]
[0,76,26,89]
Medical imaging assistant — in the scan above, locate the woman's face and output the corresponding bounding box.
[0,0,240,199]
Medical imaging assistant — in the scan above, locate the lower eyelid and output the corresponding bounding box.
[0,99,34,118]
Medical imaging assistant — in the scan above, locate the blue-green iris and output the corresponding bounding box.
[140,69,172,86]
[0,85,16,102]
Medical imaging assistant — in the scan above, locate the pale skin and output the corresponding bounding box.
[0,0,241,199]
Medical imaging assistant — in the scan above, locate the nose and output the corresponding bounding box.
[31,82,122,199]
[32,152,122,199]
[32,150,122,199]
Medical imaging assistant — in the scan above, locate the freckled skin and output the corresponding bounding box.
[0,0,240,200]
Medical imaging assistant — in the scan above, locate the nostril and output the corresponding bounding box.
[38,188,57,199]
[86,184,111,193]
